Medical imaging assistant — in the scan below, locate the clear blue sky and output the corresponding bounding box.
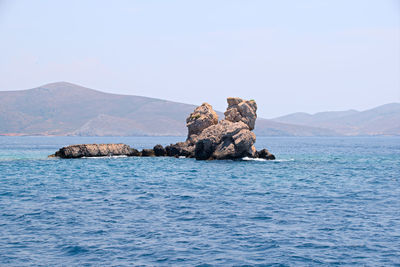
[0,0,399,118]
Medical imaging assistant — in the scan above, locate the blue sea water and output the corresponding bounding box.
[0,136,399,266]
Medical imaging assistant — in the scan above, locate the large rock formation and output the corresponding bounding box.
[51,97,275,160]
[165,97,272,160]
[192,98,257,160]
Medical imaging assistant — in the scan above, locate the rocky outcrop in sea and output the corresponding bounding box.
[50,98,275,160]
[50,144,140,158]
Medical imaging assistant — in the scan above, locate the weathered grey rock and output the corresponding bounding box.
[187,134,199,145]
[233,129,256,156]
[141,148,155,157]
[186,103,218,138]
[194,120,256,160]
[224,97,257,130]
[153,144,166,156]
[194,139,215,160]
[54,144,133,158]
[174,97,267,160]
[179,143,195,158]
[257,148,276,160]
[165,142,195,158]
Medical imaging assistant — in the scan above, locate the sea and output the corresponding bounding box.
[0,136,399,266]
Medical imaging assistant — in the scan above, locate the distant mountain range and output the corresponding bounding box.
[0,82,398,136]
[271,103,400,136]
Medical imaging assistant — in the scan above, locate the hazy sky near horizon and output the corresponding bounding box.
[0,0,399,118]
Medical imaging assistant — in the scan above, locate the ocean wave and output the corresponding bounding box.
[241,157,294,162]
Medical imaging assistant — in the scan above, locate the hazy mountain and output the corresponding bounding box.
[254,119,338,136]
[0,82,197,136]
[274,110,359,125]
[0,82,396,136]
[272,103,400,136]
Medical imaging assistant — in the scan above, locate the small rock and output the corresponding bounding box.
[129,148,141,156]
[141,149,155,157]
[153,144,166,156]
[166,142,195,158]
[165,144,181,157]
[258,148,276,160]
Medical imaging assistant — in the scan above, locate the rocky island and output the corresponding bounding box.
[50,98,275,160]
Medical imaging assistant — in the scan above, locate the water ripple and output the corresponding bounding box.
[0,136,399,265]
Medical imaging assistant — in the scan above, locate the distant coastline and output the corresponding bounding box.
[1,82,399,137]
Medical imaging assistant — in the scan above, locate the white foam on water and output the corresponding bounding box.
[274,158,295,162]
[242,157,267,161]
[81,155,128,159]
[241,157,295,162]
